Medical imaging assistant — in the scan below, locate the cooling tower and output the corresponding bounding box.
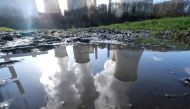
[44,0,61,13]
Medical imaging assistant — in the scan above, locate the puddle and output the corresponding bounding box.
[0,44,190,109]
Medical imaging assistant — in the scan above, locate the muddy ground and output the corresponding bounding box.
[0,28,185,55]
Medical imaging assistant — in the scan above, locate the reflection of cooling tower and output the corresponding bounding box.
[73,45,90,64]
[54,46,68,58]
[113,49,143,82]
[44,0,61,13]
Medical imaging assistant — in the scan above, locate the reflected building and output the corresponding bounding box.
[41,45,98,109]
[73,45,91,64]
[113,48,143,82]
[94,47,143,109]
[73,45,98,109]
[44,0,61,13]
[54,46,68,58]
[0,51,49,109]
[0,59,25,109]
[41,45,80,109]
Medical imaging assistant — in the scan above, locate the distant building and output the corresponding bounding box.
[119,0,153,3]
[67,0,86,10]
[97,4,108,14]
[67,0,93,11]
[93,0,97,7]
[108,0,112,14]
[153,0,187,16]
[112,0,153,17]
[86,0,94,8]
[44,0,61,14]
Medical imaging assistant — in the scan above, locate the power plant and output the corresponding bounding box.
[44,0,61,13]
[67,0,93,11]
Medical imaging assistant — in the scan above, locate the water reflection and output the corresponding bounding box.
[73,45,98,109]
[0,51,48,109]
[94,47,143,109]
[1,44,190,109]
[40,44,144,109]
[113,48,143,82]
[0,58,25,109]
[41,45,99,109]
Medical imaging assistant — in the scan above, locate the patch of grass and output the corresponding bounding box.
[0,27,14,31]
[99,16,190,31]
[100,16,190,46]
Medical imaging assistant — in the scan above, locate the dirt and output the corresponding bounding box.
[0,28,184,54]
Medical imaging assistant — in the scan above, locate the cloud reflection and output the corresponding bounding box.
[40,45,143,109]
[94,48,143,109]
[40,45,98,109]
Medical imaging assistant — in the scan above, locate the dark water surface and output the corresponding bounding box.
[0,44,190,109]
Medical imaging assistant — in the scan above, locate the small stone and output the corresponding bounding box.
[1,36,14,41]
[79,38,90,43]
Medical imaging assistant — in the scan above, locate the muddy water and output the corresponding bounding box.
[0,44,190,109]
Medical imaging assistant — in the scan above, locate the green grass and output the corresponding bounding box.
[100,16,190,31]
[99,16,190,48]
[0,27,14,31]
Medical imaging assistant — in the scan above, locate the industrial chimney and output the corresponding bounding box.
[44,0,61,14]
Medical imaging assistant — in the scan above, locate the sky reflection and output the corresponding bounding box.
[1,44,190,109]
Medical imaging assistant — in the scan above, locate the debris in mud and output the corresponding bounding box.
[0,60,21,68]
[0,28,188,55]
[78,38,90,43]
[1,36,14,41]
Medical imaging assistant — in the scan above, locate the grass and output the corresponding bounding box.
[0,27,14,31]
[99,16,190,31]
[99,16,190,48]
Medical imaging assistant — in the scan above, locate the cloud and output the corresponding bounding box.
[153,55,163,61]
